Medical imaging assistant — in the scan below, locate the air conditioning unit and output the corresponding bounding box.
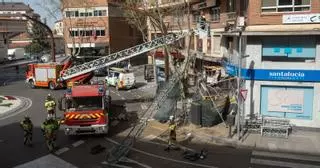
[237,17,245,27]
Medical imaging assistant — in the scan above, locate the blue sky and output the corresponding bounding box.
[5,0,62,28]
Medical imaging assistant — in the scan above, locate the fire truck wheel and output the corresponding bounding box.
[29,80,35,89]
[49,82,56,90]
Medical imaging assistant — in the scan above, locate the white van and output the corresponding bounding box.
[105,67,136,90]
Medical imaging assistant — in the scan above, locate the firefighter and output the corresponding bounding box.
[45,94,56,119]
[41,118,60,152]
[20,115,33,146]
[165,115,178,151]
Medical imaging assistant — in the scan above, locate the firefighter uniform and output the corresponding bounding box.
[165,116,177,151]
[45,96,56,119]
[20,116,33,145]
[41,118,59,151]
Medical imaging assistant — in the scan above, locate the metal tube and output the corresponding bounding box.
[237,32,242,139]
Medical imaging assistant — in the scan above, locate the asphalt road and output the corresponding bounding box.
[1,68,320,168]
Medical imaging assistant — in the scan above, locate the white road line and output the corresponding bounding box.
[141,104,147,110]
[142,134,157,141]
[252,150,320,162]
[105,138,217,168]
[250,158,320,168]
[72,140,85,147]
[124,157,152,168]
[54,147,70,155]
[101,161,132,168]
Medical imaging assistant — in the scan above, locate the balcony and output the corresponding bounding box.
[226,12,237,21]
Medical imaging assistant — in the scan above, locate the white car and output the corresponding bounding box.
[105,68,136,90]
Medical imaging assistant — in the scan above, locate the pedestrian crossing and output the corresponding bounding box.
[250,150,320,168]
[14,154,77,168]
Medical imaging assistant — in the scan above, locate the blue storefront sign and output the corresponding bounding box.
[222,61,238,77]
[241,69,320,82]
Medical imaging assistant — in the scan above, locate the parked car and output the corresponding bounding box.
[105,67,136,90]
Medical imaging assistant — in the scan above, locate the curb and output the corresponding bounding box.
[191,131,320,156]
[0,96,32,120]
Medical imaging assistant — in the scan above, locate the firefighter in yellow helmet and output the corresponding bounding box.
[45,94,56,119]
[165,115,178,151]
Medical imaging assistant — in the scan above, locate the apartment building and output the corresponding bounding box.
[0,2,36,62]
[242,0,320,128]
[62,0,142,57]
[146,0,244,76]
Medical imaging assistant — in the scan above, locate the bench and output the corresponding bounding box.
[261,117,291,138]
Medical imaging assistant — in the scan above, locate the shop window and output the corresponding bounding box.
[261,0,311,13]
[260,86,313,120]
[262,36,316,62]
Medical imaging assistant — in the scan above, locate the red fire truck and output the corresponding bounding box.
[25,59,93,90]
[58,82,111,135]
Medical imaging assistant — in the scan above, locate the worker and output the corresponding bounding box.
[41,118,60,152]
[45,94,56,119]
[199,15,206,30]
[165,115,178,151]
[20,115,33,146]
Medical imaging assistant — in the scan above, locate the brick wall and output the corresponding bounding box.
[247,0,320,25]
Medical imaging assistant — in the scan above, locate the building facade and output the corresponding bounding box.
[242,0,320,128]
[0,2,36,62]
[54,20,64,36]
[62,0,142,57]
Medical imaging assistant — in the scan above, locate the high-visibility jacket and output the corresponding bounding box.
[20,120,33,132]
[169,123,177,131]
[230,95,237,104]
[45,100,56,111]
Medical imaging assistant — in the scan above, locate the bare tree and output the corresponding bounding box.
[119,0,193,99]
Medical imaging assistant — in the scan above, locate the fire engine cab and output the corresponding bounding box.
[58,81,111,135]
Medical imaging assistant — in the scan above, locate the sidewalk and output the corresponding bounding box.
[142,120,320,156]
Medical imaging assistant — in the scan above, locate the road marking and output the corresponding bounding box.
[72,140,85,147]
[101,161,132,168]
[252,150,320,162]
[111,120,120,127]
[105,138,217,168]
[141,104,148,110]
[54,147,70,155]
[142,134,157,141]
[123,157,152,168]
[121,97,125,100]
[0,97,32,121]
[250,158,320,168]
[14,154,77,168]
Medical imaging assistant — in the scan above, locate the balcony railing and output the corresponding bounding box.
[226,12,237,21]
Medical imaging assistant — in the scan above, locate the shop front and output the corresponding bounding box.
[242,69,320,128]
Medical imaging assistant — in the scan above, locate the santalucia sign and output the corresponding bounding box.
[241,69,320,82]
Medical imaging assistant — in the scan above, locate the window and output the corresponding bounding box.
[69,30,79,37]
[66,11,79,17]
[210,7,220,21]
[213,36,221,53]
[227,0,236,12]
[192,11,200,23]
[207,38,211,54]
[261,0,311,12]
[95,29,106,36]
[261,36,316,62]
[94,10,107,16]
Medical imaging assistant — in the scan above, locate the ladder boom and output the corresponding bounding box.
[60,32,190,81]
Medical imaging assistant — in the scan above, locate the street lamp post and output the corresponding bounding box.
[237,31,242,139]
